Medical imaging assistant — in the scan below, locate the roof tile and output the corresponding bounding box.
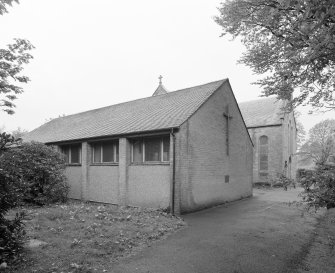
[238,97,285,128]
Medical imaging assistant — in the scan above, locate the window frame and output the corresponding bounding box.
[131,136,170,164]
[91,141,119,165]
[61,144,82,165]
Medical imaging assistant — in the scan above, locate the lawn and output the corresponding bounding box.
[7,201,185,273]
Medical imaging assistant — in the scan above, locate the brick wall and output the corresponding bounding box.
[175,81,253,213]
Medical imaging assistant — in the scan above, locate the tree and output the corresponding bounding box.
[11,127,28,139]
[0,0,17,15]
[300,119,335,165]
[294,111,306,150]
[215,0,335,111]
[0,39,34,114]
[0,0,34,114]
[296,121,306,150]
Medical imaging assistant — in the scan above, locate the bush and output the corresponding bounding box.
[272,174,295,190]
[0,132,25,263]
[0,213,26,264]
[300,165,335,210]
[0,141,69,205]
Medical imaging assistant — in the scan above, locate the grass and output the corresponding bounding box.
[7,201,185,273]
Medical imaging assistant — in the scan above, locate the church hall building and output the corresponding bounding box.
[25,79,253,214]
[239,97,297,184]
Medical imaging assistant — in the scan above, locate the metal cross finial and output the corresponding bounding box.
[159,75,163,85]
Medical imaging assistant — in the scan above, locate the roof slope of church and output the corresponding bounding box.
[25,79,227,144]
[238,97,285,128]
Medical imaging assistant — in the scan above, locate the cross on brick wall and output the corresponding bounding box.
[223,105,232,155]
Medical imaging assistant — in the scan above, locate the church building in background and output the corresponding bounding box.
[239,97,297,184]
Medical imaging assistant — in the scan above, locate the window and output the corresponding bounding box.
[259,136,269,179]
[131,136,170,163]
[92,141,119,163]
[61,144,81,164]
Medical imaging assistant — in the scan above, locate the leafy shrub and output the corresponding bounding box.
[300,165,335,210]
[272,174,295,190]
[0,213,26,264]
[0,132,25,263]
[0,141,69,205]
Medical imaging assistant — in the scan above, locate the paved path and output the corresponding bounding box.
[112,188,321,273]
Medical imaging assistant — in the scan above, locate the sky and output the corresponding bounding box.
[0,0,333,133]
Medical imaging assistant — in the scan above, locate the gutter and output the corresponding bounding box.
[247,123,282,129]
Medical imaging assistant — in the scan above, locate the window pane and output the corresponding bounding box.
[259,146,268,154]
[260,154,268,162]
[103,143,114,162]
[132,140,143,163]
[62,146,70,163]
[93,144,101,163]
[145,138,161,161]
[115,143,119,162]
[259,161,268,171]
[163,137,170,161]
[71,145,81,164]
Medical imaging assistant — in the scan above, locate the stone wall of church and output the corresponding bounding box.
[248,111,297,184]
[248,126,284,183]
[175,80,253,213]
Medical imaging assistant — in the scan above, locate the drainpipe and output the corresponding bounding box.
[171,128,176,215]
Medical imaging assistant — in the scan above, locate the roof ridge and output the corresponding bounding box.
[239,96,278,104]
[46,79,228,122]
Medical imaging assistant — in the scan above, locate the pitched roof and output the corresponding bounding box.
[25,79,227,144]
[238,97,285,128]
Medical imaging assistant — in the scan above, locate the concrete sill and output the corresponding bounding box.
[90,163,119,166]
[130,162,170,166]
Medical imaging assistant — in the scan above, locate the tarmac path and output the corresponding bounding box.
[112,188,321,273]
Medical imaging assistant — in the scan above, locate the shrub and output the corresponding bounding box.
[299,165,335,210]
[0,132,25,263]
[0,213,26,264]
[272,174,295,190]
[0,141,69,205]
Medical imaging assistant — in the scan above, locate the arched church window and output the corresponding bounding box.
[259,135,269,173]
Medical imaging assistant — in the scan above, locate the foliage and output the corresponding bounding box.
[295,111,306,150]
[0,38,34,114]
[0,212,26,264]
[300,164,335,210]
[0,0,18,15]
[11,127,28,139]
[0,131,18,151]
[0,142,69,205]
[300,119,335,165]
[0,132,25,263]
[296,121,306,150]
[272,173,295,190]
[215,0,335,111]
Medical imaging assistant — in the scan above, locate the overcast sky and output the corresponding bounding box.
[0,0,333,133]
